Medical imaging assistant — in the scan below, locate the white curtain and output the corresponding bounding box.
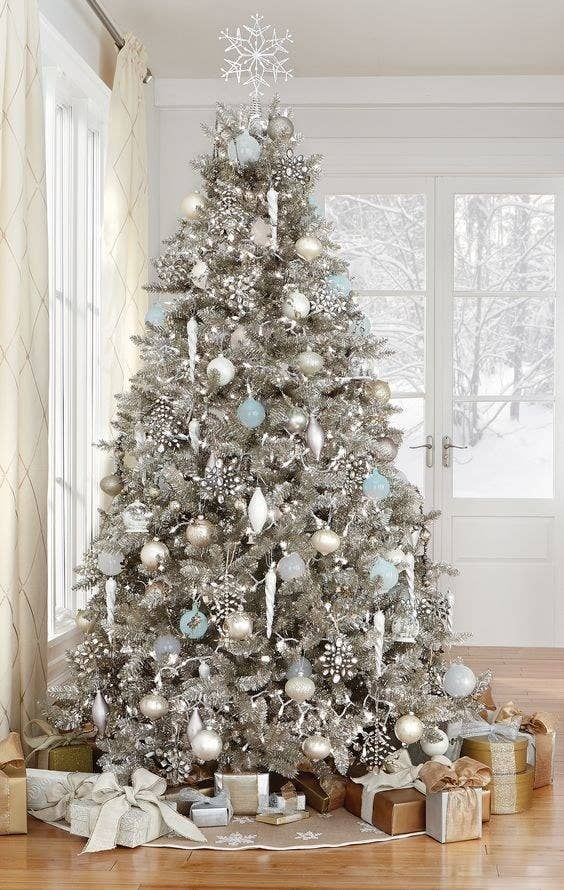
[100,33,149,447]
[0,0,49,735]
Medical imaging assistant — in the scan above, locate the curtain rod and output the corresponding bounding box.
[83,0,153,82]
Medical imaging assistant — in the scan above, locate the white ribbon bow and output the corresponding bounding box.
[29,772,96,824]
[81,768,207,853]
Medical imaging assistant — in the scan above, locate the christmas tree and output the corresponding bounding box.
[48,21,488,784]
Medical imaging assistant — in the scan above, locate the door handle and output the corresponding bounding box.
[442,435,468,468]
[409,435,434,468]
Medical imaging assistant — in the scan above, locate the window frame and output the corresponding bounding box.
[41,17,110,673]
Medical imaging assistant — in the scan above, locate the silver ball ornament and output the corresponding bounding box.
[295,235,322,262]
[443,663,476,698]
[394,713,424,745]
[375,436,399,462]
[282,290,310,320]
[140,540,169,571]
[302,734,331,761]
[295,349,324,377]
[224,611,253,640]
[420,729,450,757]
[139,692,169,719]
[287,408,308,433]
[186,518,217,549]
[268,114,294,141]
[100,474,123,496]
[191,728,223,761]
[285,674,315,703]
[311,528,341,556]
[181,192,205,219]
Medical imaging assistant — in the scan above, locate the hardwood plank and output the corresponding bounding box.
[0,646,560,890]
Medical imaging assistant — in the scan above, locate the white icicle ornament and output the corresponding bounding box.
[187,317,198,382]
[248,486,268,534]
[187,707,204,742]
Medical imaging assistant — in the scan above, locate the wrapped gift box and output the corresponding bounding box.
[426,787,483,844]
[37,744,93,773]
[345,781,425,835]
[0,732,27,835]
[482,788,491,822]
[164,782,214,817]
[461,735,528,775]
[70,796,175,847]
[290,772,347,814]
[214,772,269,815]
[488,764,534,814]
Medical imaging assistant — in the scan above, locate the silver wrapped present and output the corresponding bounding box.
[426,787,483,844]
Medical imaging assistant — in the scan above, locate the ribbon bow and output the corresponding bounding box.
[0,732,24,773]
[521,711,555,735]
[352,749,422,823]
[23,719,97,762]
[419,756,491,794]
[81,768,206,853]
[29,772,96,824]
[460,716,520,742]
[494,701,524,728]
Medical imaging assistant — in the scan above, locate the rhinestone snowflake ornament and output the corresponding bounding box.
[319,637,358,684]
[220,14,293,100]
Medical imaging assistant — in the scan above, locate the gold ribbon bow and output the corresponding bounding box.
[29,773,96,824]
[0,733,25,833]
[419,756,491,793]
[519,712,555,736]
[495,701,524,728]
[81,768,207,853]
[352,748,422,823]
[23,719,97,762]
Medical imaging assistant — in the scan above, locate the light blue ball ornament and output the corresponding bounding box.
[327,274,352,296]
[369,557,399,592]
[153,634,182,658]
[237,397,266,429]
[308,196,323,217]
[145,303,166,327]
[227,130,261,168]
[363,470,390,501]
[180,607,208,639]
[287,656,313,678]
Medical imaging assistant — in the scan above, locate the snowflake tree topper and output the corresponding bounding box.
[220,13,293,100]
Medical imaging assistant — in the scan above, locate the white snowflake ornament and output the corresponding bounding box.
[220,14,293,99]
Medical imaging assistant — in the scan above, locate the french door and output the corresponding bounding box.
[324,176,564,646]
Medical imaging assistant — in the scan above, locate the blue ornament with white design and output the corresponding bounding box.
[369,557,399,592]
[327,274,352,296]
[363,469,390,501]
[145,303,166,327]
[228,130,261,168]
[180,606,208,639]
[237,397,266,429]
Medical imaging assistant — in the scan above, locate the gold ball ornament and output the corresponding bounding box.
[295,235,322,262]
[186,517,218,549]
[302,734,332,761]
[139,692,169,719]
[191,728,223,761]
[363,379,392,403]
[394,713,424,745]
[224,611,253,640]
[285,673,315,702]
[140,540,169,572]
[181,192,205,219]
[100,474,123,496]
[311,528,341,555]
[75,611,93,633]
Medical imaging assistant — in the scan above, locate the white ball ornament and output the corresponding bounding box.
[191,728,223,761]
[443,663,476,698]
[206,354,235,387]
[277,551,307,581]
[420,729,450,758]
[295,349,324,377]
[250,217,271,247]
[139,693,169,719]
[287,407,308,433]
[282,291,310,321]
[302,734,331,761]
[140,540,169,572]
[285,674,315,703]
[295,235,322,262]
[224,611,253,640]
[311,528,341,556]
[394,713,424,745]
[181,192,205,219]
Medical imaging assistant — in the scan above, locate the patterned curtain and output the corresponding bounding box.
[100,33,149,451]
[0,0,49,735]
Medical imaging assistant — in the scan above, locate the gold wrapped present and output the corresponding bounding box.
[214,772,269,815]
[289,772,346,814]
[23,719,96,772]
[420,757,491,844]
[0,732,27,835]
[488,764,534,814]
[519,711,556,789]
[461,721,529,775]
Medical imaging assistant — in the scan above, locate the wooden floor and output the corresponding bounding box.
[2,647,563,889]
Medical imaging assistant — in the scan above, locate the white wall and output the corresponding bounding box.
[39,0,116,85]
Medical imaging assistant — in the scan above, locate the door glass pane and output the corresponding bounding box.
[325,194,425,290]
[452,400,553,498]
[454,194,554,292]
[393,398,425,494]
[355,293,424,393]
[453,295,554,398]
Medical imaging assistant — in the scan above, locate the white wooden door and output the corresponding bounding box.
[324,175,564,646]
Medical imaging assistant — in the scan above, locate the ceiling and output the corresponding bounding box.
[105,0,564,79]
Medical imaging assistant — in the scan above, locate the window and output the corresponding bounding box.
[325,192,428,492]
[42,20,110,639]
